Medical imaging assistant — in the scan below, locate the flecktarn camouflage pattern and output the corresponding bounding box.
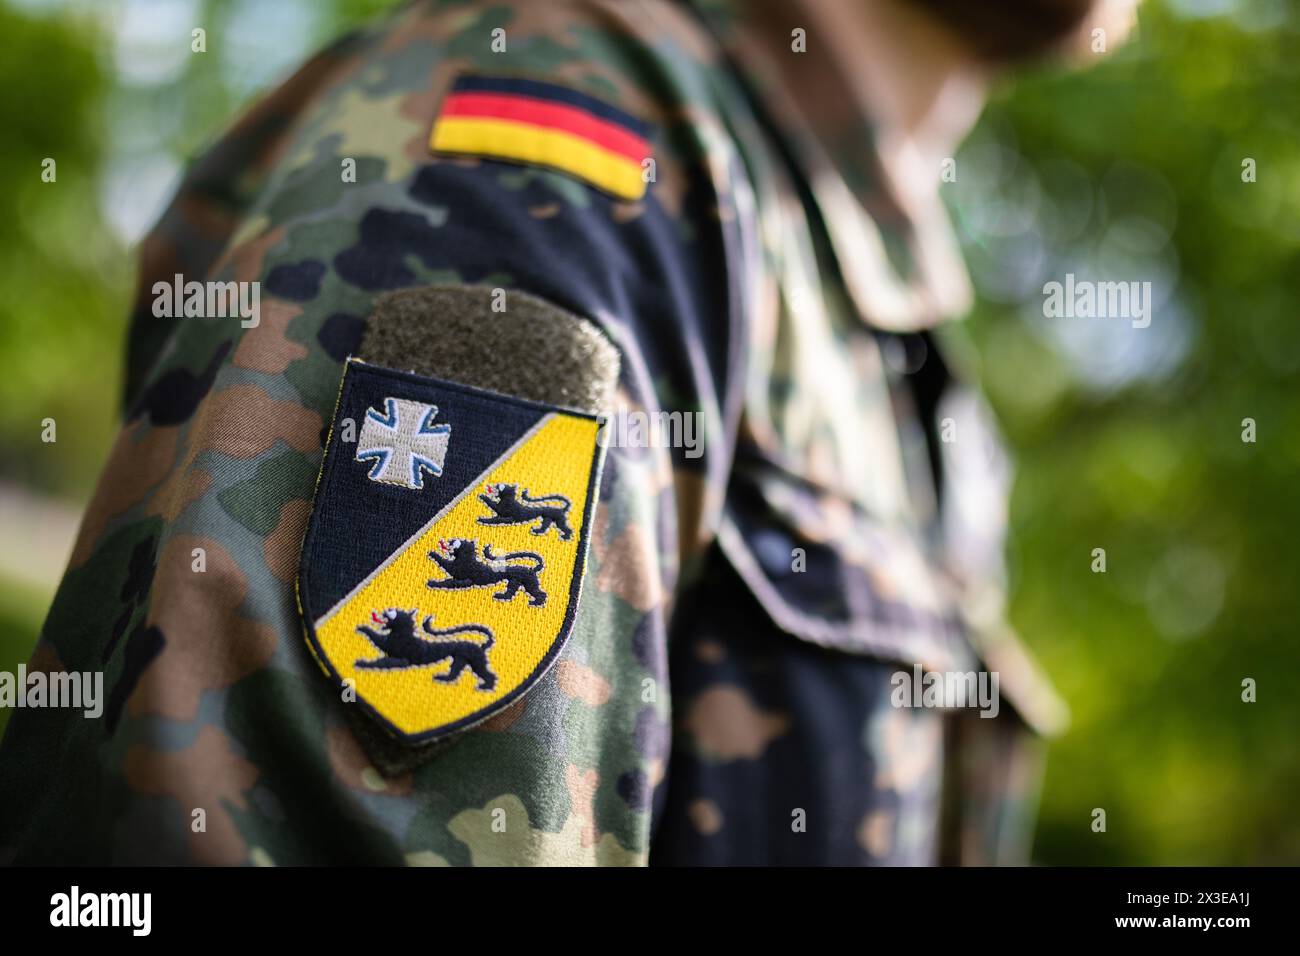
[0,0,1063,866]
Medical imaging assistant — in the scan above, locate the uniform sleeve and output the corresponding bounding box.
[0,1,741,865]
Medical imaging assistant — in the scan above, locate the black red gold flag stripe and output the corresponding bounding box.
[430,74,651,200]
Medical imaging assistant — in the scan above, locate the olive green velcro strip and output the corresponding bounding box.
[359,285,620,414]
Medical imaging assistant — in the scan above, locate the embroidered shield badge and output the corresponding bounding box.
[298,358,606,743]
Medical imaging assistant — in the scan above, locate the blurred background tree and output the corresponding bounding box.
[946,0,1300,864]
[0,0,1295,863]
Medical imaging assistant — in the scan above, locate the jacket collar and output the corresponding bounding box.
[690,0,972,330]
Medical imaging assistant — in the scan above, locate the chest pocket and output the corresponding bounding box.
[726,236,974,671]
[717,457,975,673]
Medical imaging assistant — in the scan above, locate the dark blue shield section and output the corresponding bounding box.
[300,360,547,617]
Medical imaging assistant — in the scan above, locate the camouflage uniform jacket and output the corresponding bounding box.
[0,0,1063,865]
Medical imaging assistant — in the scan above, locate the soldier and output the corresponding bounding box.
[0,0,1105,865]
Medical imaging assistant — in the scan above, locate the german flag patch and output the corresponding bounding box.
[430,74,651,201]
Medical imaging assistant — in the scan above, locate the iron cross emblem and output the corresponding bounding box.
[355,397,452,490]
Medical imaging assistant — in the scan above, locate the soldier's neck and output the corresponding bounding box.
[806,0,989,209]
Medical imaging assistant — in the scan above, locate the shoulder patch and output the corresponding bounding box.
[298,358,606,743]
[429,73,652,200]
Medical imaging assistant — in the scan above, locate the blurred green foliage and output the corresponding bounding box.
[0,3,120,501]
[950,0,1300,864]
[0,0,1294,863]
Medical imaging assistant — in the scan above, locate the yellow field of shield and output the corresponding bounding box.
[313,413,599,738]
